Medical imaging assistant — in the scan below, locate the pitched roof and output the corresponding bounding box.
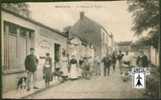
[2,7,66,37]
[69,15,109,46]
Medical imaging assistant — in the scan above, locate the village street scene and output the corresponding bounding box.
[1,0,160,99]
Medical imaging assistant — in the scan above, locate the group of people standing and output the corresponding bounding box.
[117,50,149,76]
[68,55,93,80]
[24,47,149,91]
[93,52,117,77]
[93,50,149,78]
[24,48,93,91]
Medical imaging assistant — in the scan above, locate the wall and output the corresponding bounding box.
[150,46,159,66]
[36,27,67,81]
[2,10,37,93]
[1,11,38,67]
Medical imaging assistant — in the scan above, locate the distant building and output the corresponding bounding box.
[69,12,113,59]
[1,5,67,93]
[67,37,95,61]
[117,41,132,53]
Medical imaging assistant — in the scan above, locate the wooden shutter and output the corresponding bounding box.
[8,35,17,69]
[18,36,27,69]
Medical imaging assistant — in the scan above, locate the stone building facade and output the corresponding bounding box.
[69,12,113,59]
[1,6,67,93]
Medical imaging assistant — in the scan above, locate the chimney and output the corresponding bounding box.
[80,11,84,20]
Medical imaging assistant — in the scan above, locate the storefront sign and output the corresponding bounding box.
[39,40,51,50]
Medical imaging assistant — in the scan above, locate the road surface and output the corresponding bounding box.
[26,63,145,99]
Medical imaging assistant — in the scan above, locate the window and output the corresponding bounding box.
[20,28,27,38]
[3,22,18,70]
[8,23,18,35]
[8,35,17,69]
[19,32,27,69]
[29,31,33,38]
[3,21,34,72]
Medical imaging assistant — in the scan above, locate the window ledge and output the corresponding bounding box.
[2,69,26,75]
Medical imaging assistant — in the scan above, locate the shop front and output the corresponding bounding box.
[1,9,67,92]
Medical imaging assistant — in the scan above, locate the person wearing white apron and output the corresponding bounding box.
[61,52,69,79]
[69,55,79,80]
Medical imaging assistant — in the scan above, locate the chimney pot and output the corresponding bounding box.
[80,11,84,19]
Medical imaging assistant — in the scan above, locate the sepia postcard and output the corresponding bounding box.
[1,0,160,99]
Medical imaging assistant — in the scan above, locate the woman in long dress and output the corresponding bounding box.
[69,55,79,80]
[61,51,69,79]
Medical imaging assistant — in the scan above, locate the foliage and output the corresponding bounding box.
[127,0,160,48]
[127,0,159,35]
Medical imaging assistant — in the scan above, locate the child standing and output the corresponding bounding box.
[43,53,52,87]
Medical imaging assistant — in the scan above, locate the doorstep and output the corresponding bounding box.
[2,79,62,99]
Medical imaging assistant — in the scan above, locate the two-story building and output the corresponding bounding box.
[68,12,113,59]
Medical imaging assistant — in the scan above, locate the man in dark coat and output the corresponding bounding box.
[117,50,124,74]
[82,57,90,79]
[112,52,117,71]
[102,54,112,76]
[136,51,149,67]
[25,48,39,91]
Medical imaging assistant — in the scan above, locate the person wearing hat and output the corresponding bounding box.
[25,48,39,91]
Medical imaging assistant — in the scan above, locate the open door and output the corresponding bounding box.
[54,43,61,67]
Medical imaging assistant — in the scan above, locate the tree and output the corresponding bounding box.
[128,1,160,97]
[127,0,159,35]
[127,0,160,48]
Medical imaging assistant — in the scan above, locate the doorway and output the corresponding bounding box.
[54,43,61,67]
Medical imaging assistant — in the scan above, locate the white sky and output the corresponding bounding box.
[27,1,134,42]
